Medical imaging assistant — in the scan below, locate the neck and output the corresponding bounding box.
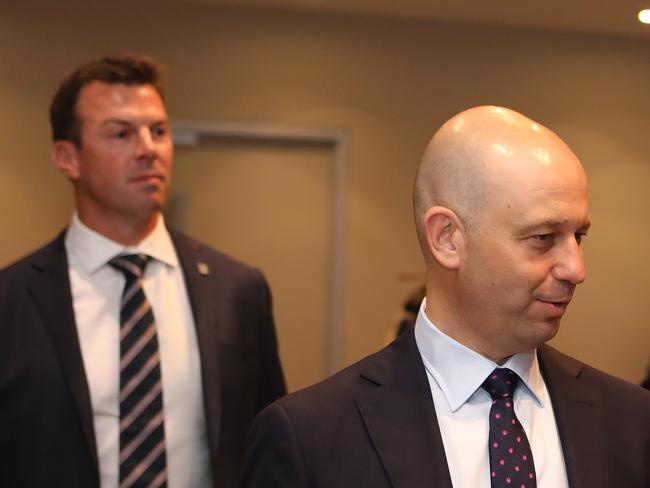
[77,208,160,246]
[425,288,512,365]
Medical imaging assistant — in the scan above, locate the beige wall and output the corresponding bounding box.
[1,0,649,383]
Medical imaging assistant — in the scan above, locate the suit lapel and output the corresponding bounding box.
[354,328,453,488]
[170,230,222,473]
[27,232,99,472]
[538,345,606,488]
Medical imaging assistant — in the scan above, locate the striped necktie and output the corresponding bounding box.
[109,254,167,488]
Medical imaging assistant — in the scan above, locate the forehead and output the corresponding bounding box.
[487,158,589,230]
[76,81,167,122]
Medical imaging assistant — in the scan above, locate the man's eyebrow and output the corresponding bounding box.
[100,118,133,127]
[100,118,169,127]
[519,219,591,233]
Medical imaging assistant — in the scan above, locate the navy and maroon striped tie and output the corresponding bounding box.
[109,254,167,488]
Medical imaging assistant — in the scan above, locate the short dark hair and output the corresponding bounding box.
[49,53,164,146]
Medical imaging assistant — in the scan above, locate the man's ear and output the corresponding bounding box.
[52,140,81,181]
[423,206,465,270]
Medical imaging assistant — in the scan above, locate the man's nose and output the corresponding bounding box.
[552,237,586,285]
[135,128,156,157]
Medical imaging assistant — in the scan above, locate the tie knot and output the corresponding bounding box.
[109,254,150,278]
[481,368,520,400]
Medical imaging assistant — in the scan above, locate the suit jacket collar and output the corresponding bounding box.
[354,326,454,488]
[168,229,223,480]
[27,231,100,475]
[538,344,605,488]
[353,333,605,488]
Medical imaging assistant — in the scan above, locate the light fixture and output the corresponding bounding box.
[638,9,650,24]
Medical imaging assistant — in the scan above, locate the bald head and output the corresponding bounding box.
[413,106,589,361]
[413,105,585,258]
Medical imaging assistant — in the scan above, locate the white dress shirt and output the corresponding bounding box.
[414,299,569,488]
[65,213,213,487]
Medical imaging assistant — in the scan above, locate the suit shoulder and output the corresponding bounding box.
[0,233,66,284]
[252,359,368,456]
[581,362,650,407]
[274,341,396,416]
[278,362,363,409]
[541,345,650,408]
[168,228,265,281]
[275,329,422,415]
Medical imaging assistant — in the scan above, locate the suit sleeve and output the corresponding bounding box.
[239,402,308,488]
[254,271,287,409]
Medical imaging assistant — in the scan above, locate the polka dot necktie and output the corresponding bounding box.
[481,368,536,488]
[109,254,168,488]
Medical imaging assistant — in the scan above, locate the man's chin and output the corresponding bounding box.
[139,191,168,212]
[123,198,166,226]
[530,319,562,347]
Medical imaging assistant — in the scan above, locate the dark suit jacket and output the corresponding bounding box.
[0,229,286,487]
[241,326,650,488]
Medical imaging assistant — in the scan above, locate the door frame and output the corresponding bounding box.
[172,119,347,375]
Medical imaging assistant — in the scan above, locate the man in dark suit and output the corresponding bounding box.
[241,106,650,487]
[0,53,286,487]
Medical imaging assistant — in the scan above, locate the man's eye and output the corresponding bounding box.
[575,232,587,244]
[113,130,131,139]
[151,126,167,138]
[533,234,553,242]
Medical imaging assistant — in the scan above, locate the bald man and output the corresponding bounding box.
[240,107,650,488]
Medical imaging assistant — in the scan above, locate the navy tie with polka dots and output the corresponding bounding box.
[481,368,537,488]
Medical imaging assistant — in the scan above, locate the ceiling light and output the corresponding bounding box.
[639,9,650,24]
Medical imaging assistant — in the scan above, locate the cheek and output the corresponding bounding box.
[82,160,125,192]
[159,143,174,165]
[473,248,513,287]
[484,243,542,289]
[474,257,536,307]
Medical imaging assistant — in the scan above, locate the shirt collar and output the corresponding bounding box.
[65,212,179,274]
[414,298,544,412]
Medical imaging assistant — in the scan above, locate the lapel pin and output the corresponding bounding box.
[197,262,210,276]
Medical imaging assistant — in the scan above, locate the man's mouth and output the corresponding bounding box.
[536,298,571,316]
[132,173,165,184]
